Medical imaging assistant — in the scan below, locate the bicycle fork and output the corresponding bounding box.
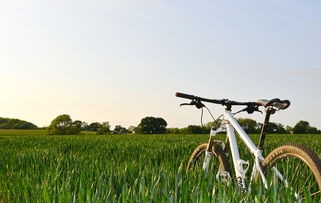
[202,126,226,172]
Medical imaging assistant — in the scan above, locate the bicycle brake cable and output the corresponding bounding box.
[232,109,244,116]
[200,105,218,128]
[205,106,216,123]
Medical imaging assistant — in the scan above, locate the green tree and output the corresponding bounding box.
[97,122,111,135]
[237,118,259,134]
[80,121,89,131]
[86,122,102,131]
[293,120,309,134]
[307,126,321,134]
[285,126,293,134]
[186,125,205,134]
[47,114,80,135]
[136,117,167,134]
[166,128,180,134]
[265,122,286,134]
[113,125,128,134]
[127,126,136,134]
[178,125,207,134]
[73,120,83,130]
[205,119,223,130]
[293,120,321,134]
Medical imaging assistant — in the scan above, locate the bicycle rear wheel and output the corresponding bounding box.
[262,143,321,201]
[187,142,232,181]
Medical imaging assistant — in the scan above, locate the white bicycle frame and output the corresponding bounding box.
[202,109,284,192]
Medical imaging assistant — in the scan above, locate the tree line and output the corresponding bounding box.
[1,115,320,135]
[45,114,321,135]
[46,114,126,135]
[167,118,321,134]
[46,115,167,135]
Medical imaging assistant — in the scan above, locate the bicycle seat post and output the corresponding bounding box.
[258,108,274,153]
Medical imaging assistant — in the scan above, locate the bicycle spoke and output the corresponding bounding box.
[298,172,313,193]
[286,157,289,179]
[289,160,301,185]
[298,189,320,201]
[305,180,318,192]
[266,153,320,201]
[311,190,321,196]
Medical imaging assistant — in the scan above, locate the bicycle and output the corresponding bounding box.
[175,92,321,200]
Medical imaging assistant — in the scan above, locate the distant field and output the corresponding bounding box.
[0,130,320,201]
[0,129,46,136]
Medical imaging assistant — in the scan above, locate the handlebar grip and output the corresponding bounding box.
[175,92,196,100]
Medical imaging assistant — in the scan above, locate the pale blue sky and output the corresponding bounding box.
[0,0,320,129]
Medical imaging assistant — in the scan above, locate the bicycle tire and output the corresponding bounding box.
[262,143,321,200]
[186,143,232,180]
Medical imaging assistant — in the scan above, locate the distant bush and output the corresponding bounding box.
[97,122,111,135]
[0,117,37,129]
[113,125,128,134]
[293,121,321,134]
[179,125,208,134]
[135,117,167,134]
[47,114,81,135]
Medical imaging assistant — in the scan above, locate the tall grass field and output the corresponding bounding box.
[0,130,320,202]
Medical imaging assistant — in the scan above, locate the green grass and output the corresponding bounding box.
[0,130,320,202]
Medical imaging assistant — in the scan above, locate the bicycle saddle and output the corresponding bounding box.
[256,98,290,111]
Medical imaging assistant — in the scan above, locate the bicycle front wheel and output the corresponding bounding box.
[262,143,321,201]
[187,143,232,181]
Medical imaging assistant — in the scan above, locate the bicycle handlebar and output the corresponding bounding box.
[175,92,196,100]
[175,92,257,107]
[175,92,222,104]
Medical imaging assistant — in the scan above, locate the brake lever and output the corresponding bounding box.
[180,100,205,109]
[180,103,192,107]
[253,105,263,114]
[245,105,263,114]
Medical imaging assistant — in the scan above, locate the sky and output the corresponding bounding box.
[0,0,321,129]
